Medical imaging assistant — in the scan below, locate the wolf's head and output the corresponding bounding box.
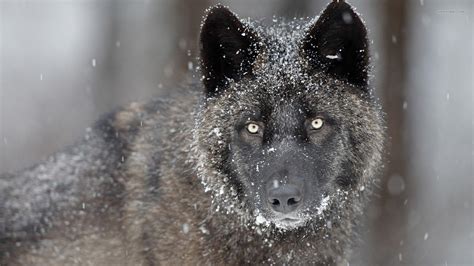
[194,1,384,231]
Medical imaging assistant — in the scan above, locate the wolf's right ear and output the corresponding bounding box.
[301,1,369,87]
[200,5,261,97]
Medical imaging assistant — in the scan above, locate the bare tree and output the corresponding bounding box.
[369,0,410,264]
[167,0,211,87]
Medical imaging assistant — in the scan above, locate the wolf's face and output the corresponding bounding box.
[227,87,347,229]
[196,2,383,231]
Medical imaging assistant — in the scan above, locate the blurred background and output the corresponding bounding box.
[0,0,472,264]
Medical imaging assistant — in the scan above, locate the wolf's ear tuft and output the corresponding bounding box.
[200,5,260,97]
[301,1,369,87]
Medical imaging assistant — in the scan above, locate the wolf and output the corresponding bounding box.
[0,1,384,265]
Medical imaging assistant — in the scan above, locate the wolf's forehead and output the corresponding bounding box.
[234,74,324,109]
[242,92,309,116]
[270,102,305,128]
[258,20,307,47]
[253,22,309,77]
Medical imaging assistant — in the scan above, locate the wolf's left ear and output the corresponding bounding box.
[200,5,261,97]
[301,1,369,87]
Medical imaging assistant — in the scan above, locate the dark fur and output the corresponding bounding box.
[0,1,384,265]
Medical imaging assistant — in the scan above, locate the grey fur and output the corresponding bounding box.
[1,2,384,265]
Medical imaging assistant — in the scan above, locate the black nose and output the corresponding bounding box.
[267,185,302,214]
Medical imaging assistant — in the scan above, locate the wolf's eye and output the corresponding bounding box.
[311,118,324,130]
[246,123,260,134]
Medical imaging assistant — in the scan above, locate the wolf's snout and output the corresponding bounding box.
[267,184,302,214]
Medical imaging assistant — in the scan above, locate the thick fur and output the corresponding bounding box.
[0,1,384,265]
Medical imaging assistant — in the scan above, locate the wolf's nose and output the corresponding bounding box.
[267,185,302,214]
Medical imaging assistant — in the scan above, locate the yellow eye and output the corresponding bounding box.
[246,123,260,134]
[311,118,324,130]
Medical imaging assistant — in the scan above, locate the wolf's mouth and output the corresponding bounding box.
[279,218,300,222]
[273,217,305,230]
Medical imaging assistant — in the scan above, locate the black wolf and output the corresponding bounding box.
[0,1,384,265]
